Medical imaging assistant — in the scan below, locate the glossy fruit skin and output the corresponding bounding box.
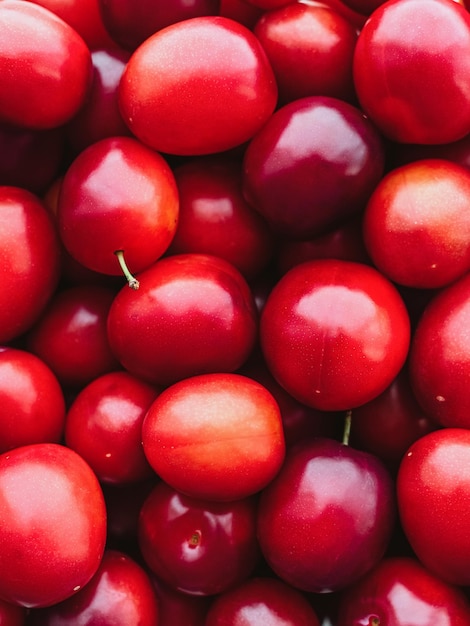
[27,550,160,625]
[254,2,358,105]
[65,371,159,484]
[397,428,470,586]
[107,253,258,386]
[336,556,470,625]
[57,136,179,277]
[26,285,119,390]
[118,16,278,156]
[242,96,385,240]
[0,348,65,454]
[0,186,61,343]
[0,443,107,608]
[169,155,275,279]
[0,1,92,129]
[260,259,411,411]
[363,159,470,289]
[257,437,396,593]
[353,0,470,144]
[98,0,220,50]
[205,576,321,625]
[408,271,470,428]
[142,372,285,501]
[138,481,260,596]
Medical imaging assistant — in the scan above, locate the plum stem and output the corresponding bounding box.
[342,409,352,446]
[115,250,139,290]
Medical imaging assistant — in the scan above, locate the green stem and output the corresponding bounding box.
[342,410,352,446]
[115,250,139,290]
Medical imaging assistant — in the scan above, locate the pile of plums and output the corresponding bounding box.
[2,0,470,624]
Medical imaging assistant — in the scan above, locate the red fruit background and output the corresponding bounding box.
[2,1,470,623]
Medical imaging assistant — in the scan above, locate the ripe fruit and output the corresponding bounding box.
[107,254,258,386]
[119,16,278,155]
[257,437,396,593]
[260,258,410,411]
[142,372,285,501]
[397,428,470,586]
[0,443,107,608]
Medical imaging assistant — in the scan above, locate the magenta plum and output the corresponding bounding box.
[66,47,132,155]
[257,437,396,593]
[242,95,385,240]
[138,481,260,596]
[350,368,436,467]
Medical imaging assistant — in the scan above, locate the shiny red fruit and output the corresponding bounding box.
[119,16,278,155]
[0,186,61,343]
[142,372,285,501]
[242,96,385,240]
[0,348,65,454]
[337,556,470,625]
[0,1,92,129]
[138,481,260,596]
[257,437,396,593]
[107,254,258,386]
[363,159,470,289]
[65,371,159,484]
[409,271,470,428]
[254,2,358,105]
[27,550,160,625]
[397,428,470,586]
[353,0,470,144]
[57,136,179,278]
[26,284,119,390]
[205,576,321,625]
[0,443,107,608]
[260,259,410,411]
